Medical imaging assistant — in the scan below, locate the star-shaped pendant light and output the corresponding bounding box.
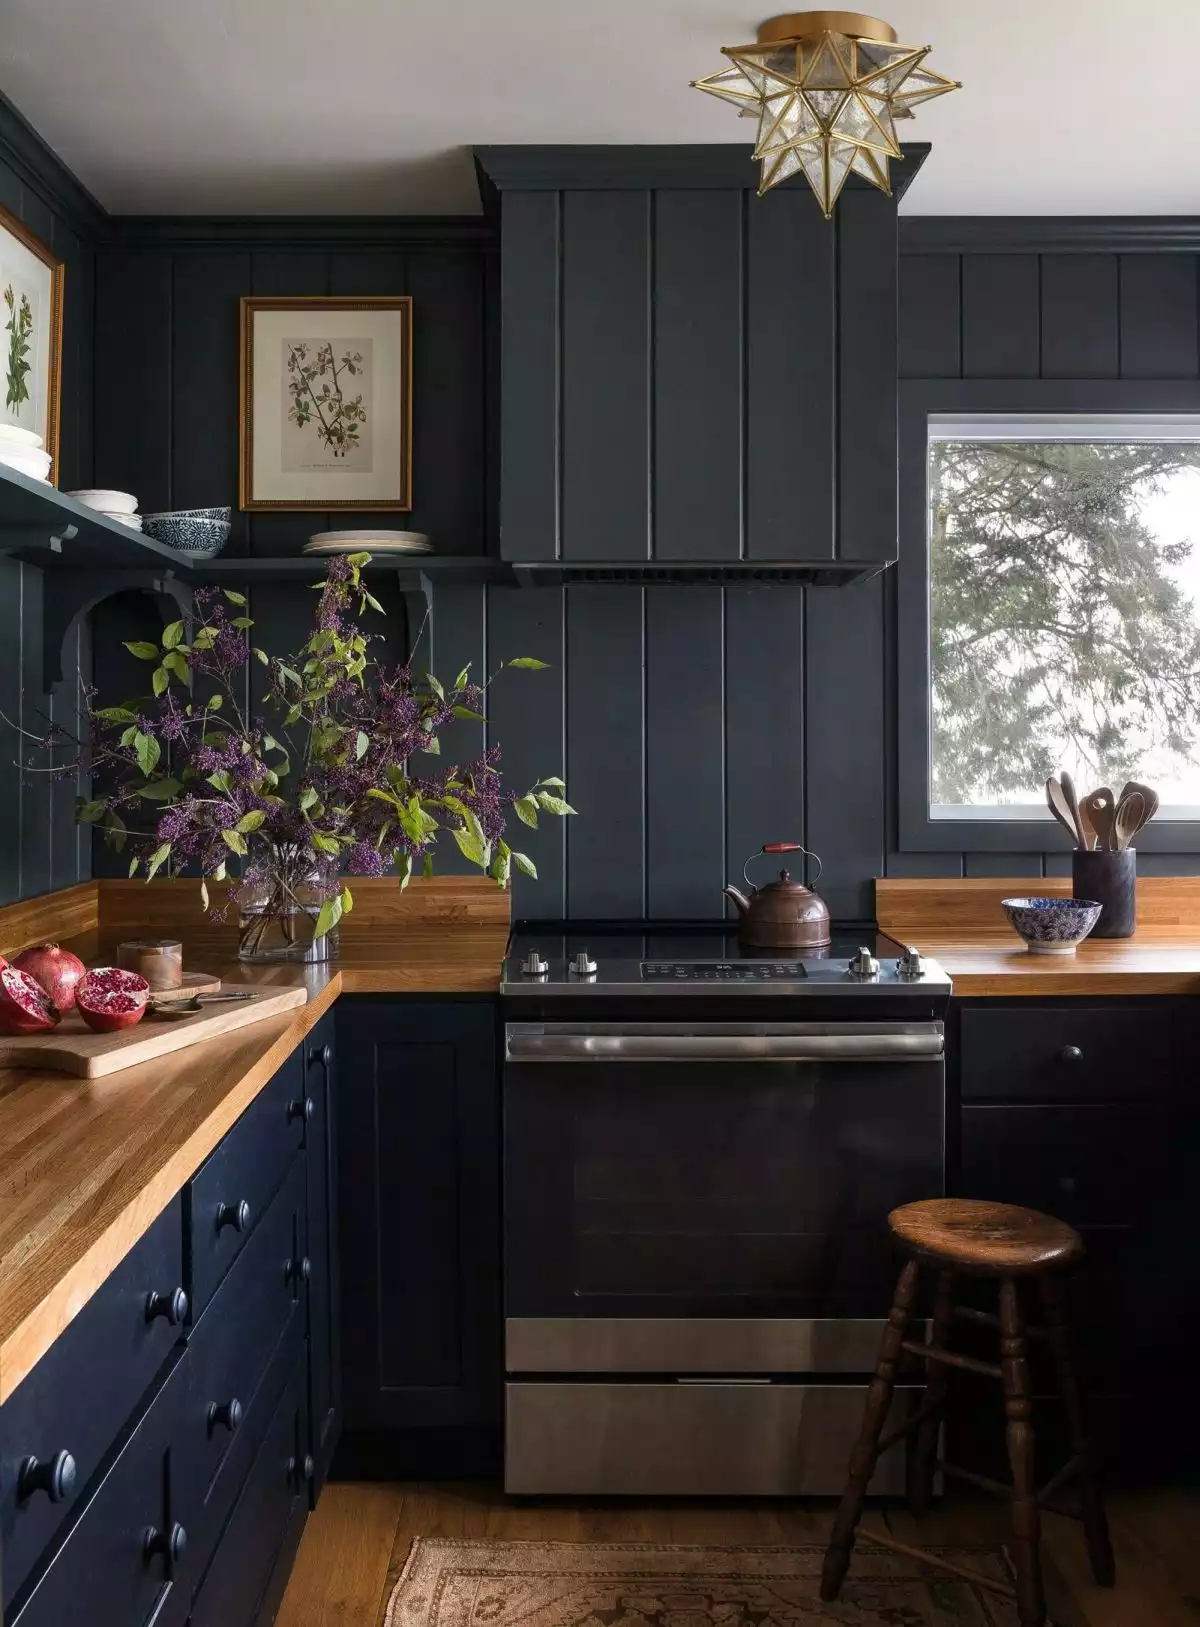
[692,11,959,215]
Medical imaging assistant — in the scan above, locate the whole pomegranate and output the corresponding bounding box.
[76,967,150,1034]
[13,942,86,1012]
[0,960,61,1033]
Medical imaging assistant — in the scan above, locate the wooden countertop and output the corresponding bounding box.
[0,878,509,1403]
[877,876,1200,995]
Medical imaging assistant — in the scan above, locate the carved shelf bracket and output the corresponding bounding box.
[44,571,194,692]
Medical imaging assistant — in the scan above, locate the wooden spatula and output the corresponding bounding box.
[1082,787,1117,852]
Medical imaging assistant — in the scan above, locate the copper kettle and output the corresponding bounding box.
[723,843,831,950]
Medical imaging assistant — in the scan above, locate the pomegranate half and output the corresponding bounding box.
[76,967,150,1034]
[0,961,61,1033]
[13,942,86,1012]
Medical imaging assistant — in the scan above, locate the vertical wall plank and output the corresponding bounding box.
[1119,255,1199,378]
[500,192,559,561]
[838,190,898,563]
[805,576,886,920]
[425,582,487,877]
[486,586,565,917]
[725,586,804,903]
[747,190,835,559]
[645,587,724,917]
[899,254,961,379]
[963,853,1043,877]
[94,251,173,512]
[405,254,486,555]
[561,190,650,561]
[51,219,92,492]
[328,250,406,295]
[172,253,251,551]
[565,586,645,917]
[1040,254,1119,378]
[0,560,23,902]
[962,254,1040,378]
[653,190,742,560]
[19,569,50,900]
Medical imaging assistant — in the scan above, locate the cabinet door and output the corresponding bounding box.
[302,1012,341,1495]
[336,999,500,1436]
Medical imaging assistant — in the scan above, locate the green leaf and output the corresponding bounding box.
[310,831,341,856]
[253,647,269,665]
[507,656,551,670]
[362,591,384,614]
[536,776,566,791]
[355,730,369,760]
[426,673,445,701]
[314,894,343,941]
[135,732,161,777]
[151,666,169,696]
[222,590,248,606]
[161,620,185,649]
[136,778,182,802]
[76,797,106,824]
[94,705,138,723]
[451,822,489,869]
[489,848,511,888]
[230,616,254,630]
[128,855,139,878]
[453,666,470,691]
[420,733,440,755]
[119,725,138,747]
[514,795,540,828]
[124,640,161,661]
[145,841,172,881]
[208,769,232,793]
[340,885,353,915]
[104,809,127,852]
[221,828,249,856]
[452,705,485,723]
[299,786,319,813]
[278,665,304,689]
[422,851,434,879]
[536,792,577,816]
[236,809,266,833]
[213,861,227,882]
[397,853,413,891]
[199,879,209,911]
[511,851,538,879]
[162,650,189,680]
[347,551,372,567]
[206,693,224,710]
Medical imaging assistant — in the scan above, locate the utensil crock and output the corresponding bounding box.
[1072,848,1136,938]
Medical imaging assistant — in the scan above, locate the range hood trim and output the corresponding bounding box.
[509,560,891,588]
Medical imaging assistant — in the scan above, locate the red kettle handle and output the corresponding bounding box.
[762,842,803,853]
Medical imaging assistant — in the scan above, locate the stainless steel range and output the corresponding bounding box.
[500,923,951,1496]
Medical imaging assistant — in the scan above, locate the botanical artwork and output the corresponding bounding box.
[0,202,62,473]
[241,296,411,511]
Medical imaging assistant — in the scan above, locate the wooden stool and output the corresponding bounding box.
[820,1199,1115,1626]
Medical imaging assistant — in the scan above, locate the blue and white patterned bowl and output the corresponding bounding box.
[1001,896,1103,955]
[142,513,231,556]
[143,505,231,523]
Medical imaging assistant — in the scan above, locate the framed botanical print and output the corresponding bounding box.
[0,201,64,483]
[239,295,413,511]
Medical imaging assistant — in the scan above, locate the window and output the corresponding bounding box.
[927,414,1200,822]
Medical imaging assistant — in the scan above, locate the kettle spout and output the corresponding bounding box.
[722,885,752,919]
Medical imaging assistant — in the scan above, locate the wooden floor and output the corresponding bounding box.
[276,1480,1200,1627]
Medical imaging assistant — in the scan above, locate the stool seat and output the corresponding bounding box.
[889,1198,1083,1275]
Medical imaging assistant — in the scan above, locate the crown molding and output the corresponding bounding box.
[900,216,1200,254]
[106,215,494,252]
[0,92,107,240]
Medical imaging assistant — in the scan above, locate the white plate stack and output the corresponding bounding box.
[66,489,143,530]
[303,529,432,557]
[0,425,53,483]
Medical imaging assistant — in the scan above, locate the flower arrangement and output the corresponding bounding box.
[31,553,573,958]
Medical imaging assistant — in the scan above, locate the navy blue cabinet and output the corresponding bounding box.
[336,998,500,1472]
[302,1012,342,1495]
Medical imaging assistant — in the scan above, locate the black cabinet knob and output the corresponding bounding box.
[287,1255,312,1287]
[143,1522,187,1565]
[207,1397,243,1435]
[17,1450,75,1505]
[308,1042,333,1070]
[287,1452,315,1485]
[216,1199,251,1234]
[1060,1045,1084,1063]
[287,1095,315,1125]
[145,1286,188,1326]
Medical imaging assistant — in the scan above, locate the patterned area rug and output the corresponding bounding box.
[384,1538,1020,1627]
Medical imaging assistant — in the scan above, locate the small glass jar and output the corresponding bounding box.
[236,842,340,963]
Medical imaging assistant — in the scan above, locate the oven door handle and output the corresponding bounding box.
[505,1025,944,1063]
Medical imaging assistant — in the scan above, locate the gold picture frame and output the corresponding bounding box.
[0,200,64,486]
[239,295,413,512]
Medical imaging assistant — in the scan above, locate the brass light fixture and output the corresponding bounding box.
[692,11,959,215]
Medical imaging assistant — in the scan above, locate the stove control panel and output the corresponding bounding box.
[848,946,880,979]
[642,961,808,981]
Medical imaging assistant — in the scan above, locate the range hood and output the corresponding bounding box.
[477,145,927,584]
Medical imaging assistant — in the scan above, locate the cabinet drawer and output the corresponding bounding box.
[189,1349,309,1627]
[9,1348,189,1627]
[180,1153,307,1575]
[959,1003,1197,1102]
[0,1198,186,1612]
[187,1048,305,1317]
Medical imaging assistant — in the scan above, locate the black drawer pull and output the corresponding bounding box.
[216,1199,251,1234]
[207,1397,244,1435]
[287,1095,314,1124]
[143,1522,187,1566]
[308,1042,333,1069]
[17,1450,76,1505]
[144,1286,188,1326]
[287,1254,312,1287]
[287,1452,315,1485]
[1060,1045,1084,1063]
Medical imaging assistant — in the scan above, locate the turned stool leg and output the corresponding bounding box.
[999,1277,1045,1627]
[1039,1273,1115,1587]
[820,1257,920,1603]
[909,1267,954,1517]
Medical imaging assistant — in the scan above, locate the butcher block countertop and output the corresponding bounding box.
[0,877,510,1403]
[877,876,1200,996]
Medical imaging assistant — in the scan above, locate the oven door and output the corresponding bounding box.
[504,1020,945,1367]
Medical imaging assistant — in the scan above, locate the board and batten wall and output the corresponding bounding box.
[0,93,100,904]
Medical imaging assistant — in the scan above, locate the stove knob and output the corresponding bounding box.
[569,950,598,977]
[849,946,879,979]
[520,952,550,978]
[897,946,924,979]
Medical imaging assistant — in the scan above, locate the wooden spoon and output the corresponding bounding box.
[1059,771,1092,851]
[1118,780,1159,834]
[1045,777,1081,845]
[1081,788,1117,852]
[1113,791,1145,851]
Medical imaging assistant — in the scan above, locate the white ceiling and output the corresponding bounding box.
[2,0,1199,217]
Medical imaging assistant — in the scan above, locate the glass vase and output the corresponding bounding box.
[236,842,340,964]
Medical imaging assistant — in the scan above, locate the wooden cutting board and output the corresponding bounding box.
[0,986,306,1077]
[142,970,221,1002]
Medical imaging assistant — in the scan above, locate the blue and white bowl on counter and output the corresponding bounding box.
[1001,896,1104,954]
[143,508,231,557]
